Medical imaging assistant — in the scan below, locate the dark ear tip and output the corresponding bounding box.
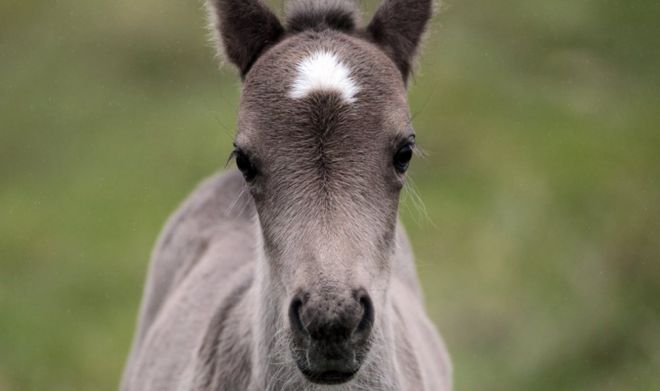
[207,0,284,77]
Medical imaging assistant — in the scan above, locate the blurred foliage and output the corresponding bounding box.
[1,0,659,390]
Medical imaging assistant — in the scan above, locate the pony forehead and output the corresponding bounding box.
[289,50,360,104]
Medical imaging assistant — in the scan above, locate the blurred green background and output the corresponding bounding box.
[1,0,659,390]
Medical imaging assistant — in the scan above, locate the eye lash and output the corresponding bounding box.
[225,148,239,167]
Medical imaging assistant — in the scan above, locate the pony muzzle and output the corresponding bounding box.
[288,288,375,384]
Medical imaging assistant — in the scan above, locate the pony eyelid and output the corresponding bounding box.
[394,134,416,151]
[225,149,238,168]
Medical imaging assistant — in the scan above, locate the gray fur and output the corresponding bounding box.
[122,1,450,390]
[286,0,361,32]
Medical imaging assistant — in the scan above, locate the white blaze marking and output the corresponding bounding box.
[289,50,359,103]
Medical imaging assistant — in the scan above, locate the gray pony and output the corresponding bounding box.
[121,0,451,389]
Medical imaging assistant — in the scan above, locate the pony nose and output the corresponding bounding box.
[289,289,374,343]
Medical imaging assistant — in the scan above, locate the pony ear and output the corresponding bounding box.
[366,0,434,83]
[206,0,285,78]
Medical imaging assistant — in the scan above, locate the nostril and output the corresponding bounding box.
[356,292,374,336]
[289,296,308,336]
[355,289,374,336]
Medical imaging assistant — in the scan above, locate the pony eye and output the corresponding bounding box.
[393,143,414,173]
[234,150,257,181]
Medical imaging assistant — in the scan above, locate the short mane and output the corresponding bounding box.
[285,0,360,33]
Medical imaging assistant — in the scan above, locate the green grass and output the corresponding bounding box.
[1,0,659,390]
